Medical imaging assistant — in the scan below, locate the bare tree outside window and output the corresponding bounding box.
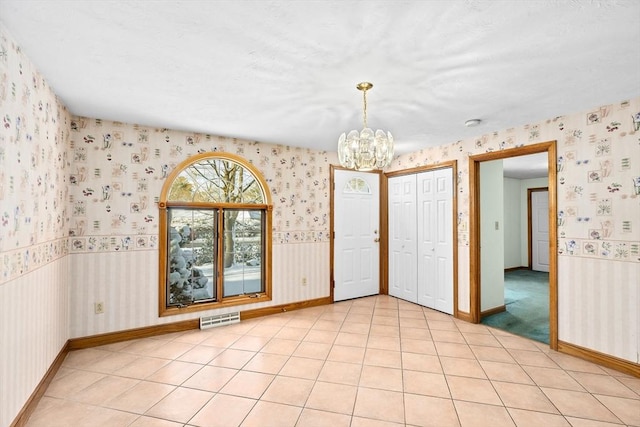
[158,153,272,315]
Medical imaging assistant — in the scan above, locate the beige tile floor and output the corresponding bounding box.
[26,295,640,427]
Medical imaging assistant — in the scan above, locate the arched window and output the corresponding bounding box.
[343,177,371,194]
[158,152,272,316]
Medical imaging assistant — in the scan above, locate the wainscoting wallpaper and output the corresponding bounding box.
[0,25,71,427]
[69,242,330,338]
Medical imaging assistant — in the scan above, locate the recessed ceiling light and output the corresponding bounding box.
[465,119,482,127]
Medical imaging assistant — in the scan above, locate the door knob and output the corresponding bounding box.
[374,238,380,242]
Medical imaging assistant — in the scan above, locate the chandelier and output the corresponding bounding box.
[338,82,394,171]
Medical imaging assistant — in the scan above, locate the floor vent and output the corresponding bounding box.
[200,312,240,329]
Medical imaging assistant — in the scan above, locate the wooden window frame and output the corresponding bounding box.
[158,152,273,317]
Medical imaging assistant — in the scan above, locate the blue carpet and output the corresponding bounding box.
[481,269,550,344]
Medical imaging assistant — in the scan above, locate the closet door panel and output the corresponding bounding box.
[388,175,417,302]
[417,171,436,308]
[388,178,403,297]
[401,193,418,302]
[434,168,454,314]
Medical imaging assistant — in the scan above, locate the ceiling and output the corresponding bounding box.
[501,153,547,180]
[1,0,639,164]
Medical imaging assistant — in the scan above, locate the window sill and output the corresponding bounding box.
[159,293,272,317]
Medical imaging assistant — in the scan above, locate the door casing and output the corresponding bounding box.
[468,141,558,350]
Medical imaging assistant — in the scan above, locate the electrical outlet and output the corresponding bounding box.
[302,277,307,286]
[94,302,105,314]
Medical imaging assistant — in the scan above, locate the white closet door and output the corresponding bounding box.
[417,168,453,314]
[388,175,417,303]
[416,171,436,308]
[433,168,453,314]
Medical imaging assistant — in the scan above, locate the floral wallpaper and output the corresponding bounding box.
[555,102,639,262]
[66,117,336,256]
[0,27,70,286]
[391,98,640,264]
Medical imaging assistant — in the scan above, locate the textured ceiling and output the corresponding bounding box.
[1,0,639,160]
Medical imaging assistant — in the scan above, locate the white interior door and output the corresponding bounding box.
[388,175,417,303]
[333,170,380,301]
[417,168,453,314]
[532,190,550,272]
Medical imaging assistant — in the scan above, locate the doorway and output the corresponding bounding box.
[481,185,550,344]
[469,141,558,350]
